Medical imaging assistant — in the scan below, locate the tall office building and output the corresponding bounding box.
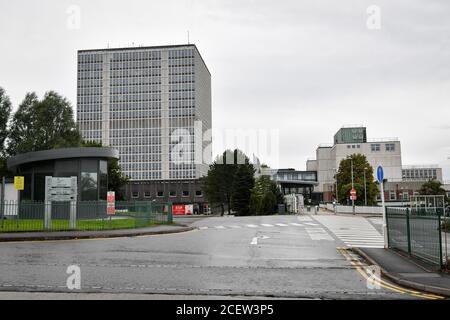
[77,44,211,209]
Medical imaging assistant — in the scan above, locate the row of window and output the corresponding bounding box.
[370,143,396,152]
[131,189,203,199]
[112,51,162,61]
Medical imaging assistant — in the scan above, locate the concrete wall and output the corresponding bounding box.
[0,183,18,216]
[323,203,383,215]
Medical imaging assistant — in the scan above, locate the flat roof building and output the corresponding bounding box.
[77,44,212,211]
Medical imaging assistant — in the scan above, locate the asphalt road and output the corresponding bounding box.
[0,214,423,299]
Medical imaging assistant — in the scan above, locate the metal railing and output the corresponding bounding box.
[386,206,448,269]
[0,200,173,233]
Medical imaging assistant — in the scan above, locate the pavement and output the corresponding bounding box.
[0,213,436,300]
[0,224,194,242]
[354,247,450,297]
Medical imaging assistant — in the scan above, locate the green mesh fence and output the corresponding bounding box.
[386,207,443,267]
[0,201,173,233]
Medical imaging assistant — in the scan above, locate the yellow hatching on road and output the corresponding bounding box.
[337,247,444,300]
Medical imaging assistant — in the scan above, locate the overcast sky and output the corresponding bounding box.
[1,0,449,179]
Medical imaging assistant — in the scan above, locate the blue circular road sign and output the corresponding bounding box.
[377,166,384,183]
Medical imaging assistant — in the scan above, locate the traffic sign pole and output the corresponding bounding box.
[377,166,388,249]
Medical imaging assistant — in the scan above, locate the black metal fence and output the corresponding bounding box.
[0,201,173,232]
[386,206,448,268]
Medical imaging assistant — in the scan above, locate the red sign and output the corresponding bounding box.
[350,188,357,195]
[107,191,115,215]
[173,205,186,215]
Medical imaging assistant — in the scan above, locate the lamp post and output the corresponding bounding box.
[364,167,368,206]
[347,156,355,214]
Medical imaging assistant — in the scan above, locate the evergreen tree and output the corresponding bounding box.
[231,164,255,216]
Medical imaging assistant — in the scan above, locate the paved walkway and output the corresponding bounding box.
[356,247,450,297]
[0,224,193,242]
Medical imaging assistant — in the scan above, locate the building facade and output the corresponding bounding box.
[77,44,211,210]
[307,126,402,201]
[307,126,445,203]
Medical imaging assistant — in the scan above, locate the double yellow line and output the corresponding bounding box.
[337,247,444,300]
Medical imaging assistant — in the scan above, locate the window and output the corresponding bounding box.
[169,190,176,197]
[371,144,380,152]
[157,191,164,197]
[131,191,139,199]
[402,192,409,201]
[195,190,203,197]
[144,191,151,198]
[182,190,190,197]
[389,191,396,201]
[386,143,395,152]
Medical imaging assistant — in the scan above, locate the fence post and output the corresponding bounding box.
[385,207,389,248]
[168,202,173,224]
[406,208,411,255]
[438,213,443,269]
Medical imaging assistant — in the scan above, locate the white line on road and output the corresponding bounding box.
[214,226,226,229]
[289,223,303,227]
[246,224,258,228]
[275,223,289,227]
[261,224,274,227]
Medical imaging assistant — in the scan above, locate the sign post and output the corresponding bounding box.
[107,191,115,216]
[45,176,78,230]
[377,166,388,249]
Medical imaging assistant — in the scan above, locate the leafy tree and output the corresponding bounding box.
[231,164,255,216]
[336,154,379,206]
[7,91,82,156]
[107,158,129,200]
[250,175,282,215]
[419,180,448,204]
[201,149,254,215]
[0,87,12,178]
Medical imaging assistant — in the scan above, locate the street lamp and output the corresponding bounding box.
[346,156,355,214]
[363,167,368,206]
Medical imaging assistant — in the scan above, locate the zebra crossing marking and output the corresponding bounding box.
[314,216,384,248]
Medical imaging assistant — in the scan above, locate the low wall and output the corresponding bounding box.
[322,203,383,215]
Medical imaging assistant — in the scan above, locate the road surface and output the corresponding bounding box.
[0,214,434,299]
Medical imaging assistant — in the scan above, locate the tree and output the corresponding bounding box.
[249,175,282,215]
[7,91,82,156]
[0,87,12,178]
[107,158,129,200]
[419,180,448,203]
[231,164,255,216]
[336,154,379,206]
[201,149,254,215]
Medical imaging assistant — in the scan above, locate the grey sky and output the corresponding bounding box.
[0,0,449,179]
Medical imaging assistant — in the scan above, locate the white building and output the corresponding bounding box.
[307,126,402,201]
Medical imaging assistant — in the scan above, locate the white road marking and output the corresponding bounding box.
[251,237,258,245]
[289,223,303,227]
[304,222,319,226]
[261,224,274,227]
[314,216,384,248]
[198,227,209,230]
[275,223,289,227]
[246,224,258,228]
[214,226,226,229]
[305,227,334,241]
